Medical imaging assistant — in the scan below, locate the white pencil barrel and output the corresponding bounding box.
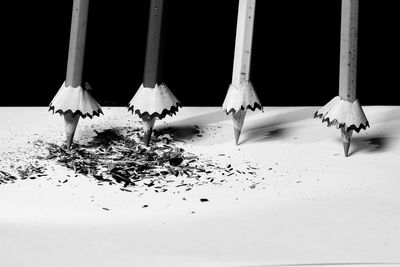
[232,0,256,86]
[66,0,90,88]
[339,0,358,102]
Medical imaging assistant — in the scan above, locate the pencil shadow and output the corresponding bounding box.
[171,110,231,126]
[349,135,393,156]
[155,125,200,140]
[156,122,234,145]
[362,137,389,151]
[241,126,288,144]
[158,109,255,144]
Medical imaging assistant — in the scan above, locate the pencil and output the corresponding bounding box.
[49,0,102,149]
[222,0,262,145]
[339,0,359,156]
[64,0,89,149]
[129,0,181,146]
[314,0,369,157]
[142,0,162,147]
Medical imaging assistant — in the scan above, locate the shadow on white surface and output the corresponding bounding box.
[332,135,395,157]
[170,110,231,125]
[373,107,400,124]
[156,124,201,140]
[241,126,289,144]
[247,107,316,127]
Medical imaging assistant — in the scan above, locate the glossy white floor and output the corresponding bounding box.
[1,106,400,267]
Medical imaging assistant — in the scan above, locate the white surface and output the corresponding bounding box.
[1,106,400,267]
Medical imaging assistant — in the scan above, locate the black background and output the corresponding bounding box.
[2,0,398,106]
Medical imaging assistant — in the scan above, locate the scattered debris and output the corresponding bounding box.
[17,163,46,180]
[1,126,272,206]
[249,183,259,189]
[42,128,232,192]
[0,170,17,185]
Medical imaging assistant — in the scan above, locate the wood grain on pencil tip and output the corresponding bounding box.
[339,0,358,102]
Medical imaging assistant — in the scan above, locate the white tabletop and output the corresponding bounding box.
[1,106,400,267]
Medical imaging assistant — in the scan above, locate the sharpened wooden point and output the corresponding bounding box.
[64,111,80,149]
[232,109,246,145]
[341,128,353,157]
[142,117,156,146]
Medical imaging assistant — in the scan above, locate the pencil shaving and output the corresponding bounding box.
[222,81,262,115]
[128,83,181,120]
[49,82,103,119]
[315,96,369,133]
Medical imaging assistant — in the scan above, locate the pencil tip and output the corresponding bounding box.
[234,128,241,145]
[66,133,74,149]
[340,128,353,157]
[232,110,246,145]
[142,117,156,147]
[343,140,351,157]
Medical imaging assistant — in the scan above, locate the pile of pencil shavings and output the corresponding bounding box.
[0,170,18,185]
[44,128,227,191]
